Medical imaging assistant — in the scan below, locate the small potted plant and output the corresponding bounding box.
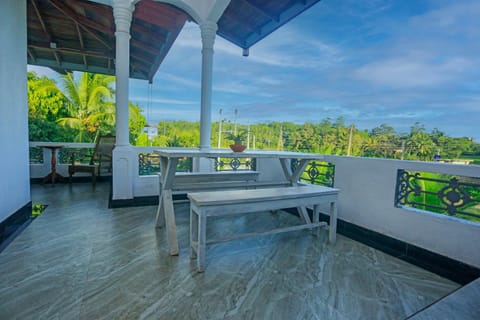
[226,131,247,152]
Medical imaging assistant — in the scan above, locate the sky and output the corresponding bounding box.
[29,0,480,141]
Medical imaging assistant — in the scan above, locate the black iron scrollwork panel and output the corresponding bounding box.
[395,169,480,222]
[59,148,92,164]
[29,147,44,164]
[139,153,160,176]
[291,159,335,187]
[138,153,192,176]
[214,157,256,171]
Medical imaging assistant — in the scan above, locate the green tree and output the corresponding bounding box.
[56,72,116,142]
[406,123,435,160]
[370,124,398,158]
[129,102,147,144]
[27,72,74,141]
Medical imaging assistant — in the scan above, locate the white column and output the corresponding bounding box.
[113,0,133,147]
[199,21,217,150]
[112,0,135,200]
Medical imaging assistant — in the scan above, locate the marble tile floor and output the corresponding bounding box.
[0,182,464,320]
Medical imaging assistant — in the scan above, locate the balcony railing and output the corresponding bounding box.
[395,169,480,223]
[138,153,193,175]
[137,153,256,175]
[291,159,335,187]
[29,147,43,164]
[29,142,96,165]
[213,157,256,171]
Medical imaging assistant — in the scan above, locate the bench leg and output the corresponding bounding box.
[313,204,320,237]
[329,201,337,244]
[190,208,198,259]
[197,213,207,272]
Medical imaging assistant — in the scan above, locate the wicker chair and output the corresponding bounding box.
[68,135,115,185]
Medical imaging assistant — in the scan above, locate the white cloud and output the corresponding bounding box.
[353,56,472,88]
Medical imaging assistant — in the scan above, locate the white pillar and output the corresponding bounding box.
[199,21,217,150]
[113,0,133,147]
[112,0,135,200]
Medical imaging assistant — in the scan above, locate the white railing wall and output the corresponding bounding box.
[323,155,480,268]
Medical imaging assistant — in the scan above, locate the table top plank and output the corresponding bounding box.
[154,148,325,160]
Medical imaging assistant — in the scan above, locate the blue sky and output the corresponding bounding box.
[30,0,480,141]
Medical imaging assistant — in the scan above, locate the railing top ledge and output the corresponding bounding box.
[29,141,96,148]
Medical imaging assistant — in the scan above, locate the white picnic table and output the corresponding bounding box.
[154,148,327,256]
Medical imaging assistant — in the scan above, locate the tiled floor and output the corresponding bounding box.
[0,182,462,319]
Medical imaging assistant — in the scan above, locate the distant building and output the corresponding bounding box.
[142,125,158,140]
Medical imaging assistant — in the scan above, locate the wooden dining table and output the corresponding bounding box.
[37,144,64,185]
[154,148,327,256]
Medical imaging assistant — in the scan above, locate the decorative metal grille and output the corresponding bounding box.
[395,169,480,222]
[291,159,335,187]
[29,147,44,164]
[214,157,256,171]
[59,148,93,164]
[138,153,192,175]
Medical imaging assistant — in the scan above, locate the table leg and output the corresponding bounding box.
[41,147,64,185]
[163,189,179,256]
[281,158,311,223]
[157,156,179,256]
[297,206,312,224]
[155,192,165,227]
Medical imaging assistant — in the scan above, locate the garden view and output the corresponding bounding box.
[28,71,480,223]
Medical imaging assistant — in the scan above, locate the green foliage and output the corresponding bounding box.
[28,71,146,143]
[56,72,116,141]
[28,72,479,160]
[226,131,247,144]
[142,119,479,164]
[31,204,46,218]
[28,72,73,141]
[129,102,147,144]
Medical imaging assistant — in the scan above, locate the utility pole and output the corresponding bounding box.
[277,126,284,150]
[253,135,256,150]
[217,109,223,148]
[247,124,250,149]
[401,140,406,160]
[347,125,354,156]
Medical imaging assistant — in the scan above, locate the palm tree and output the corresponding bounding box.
[57,72,115,142]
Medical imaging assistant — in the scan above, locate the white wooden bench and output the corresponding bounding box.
[155,171,290,226]
[188,185,339,272]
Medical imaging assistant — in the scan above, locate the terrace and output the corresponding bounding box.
[0,182,469,319]
[1,1,480,319]
[2,144,479,318]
